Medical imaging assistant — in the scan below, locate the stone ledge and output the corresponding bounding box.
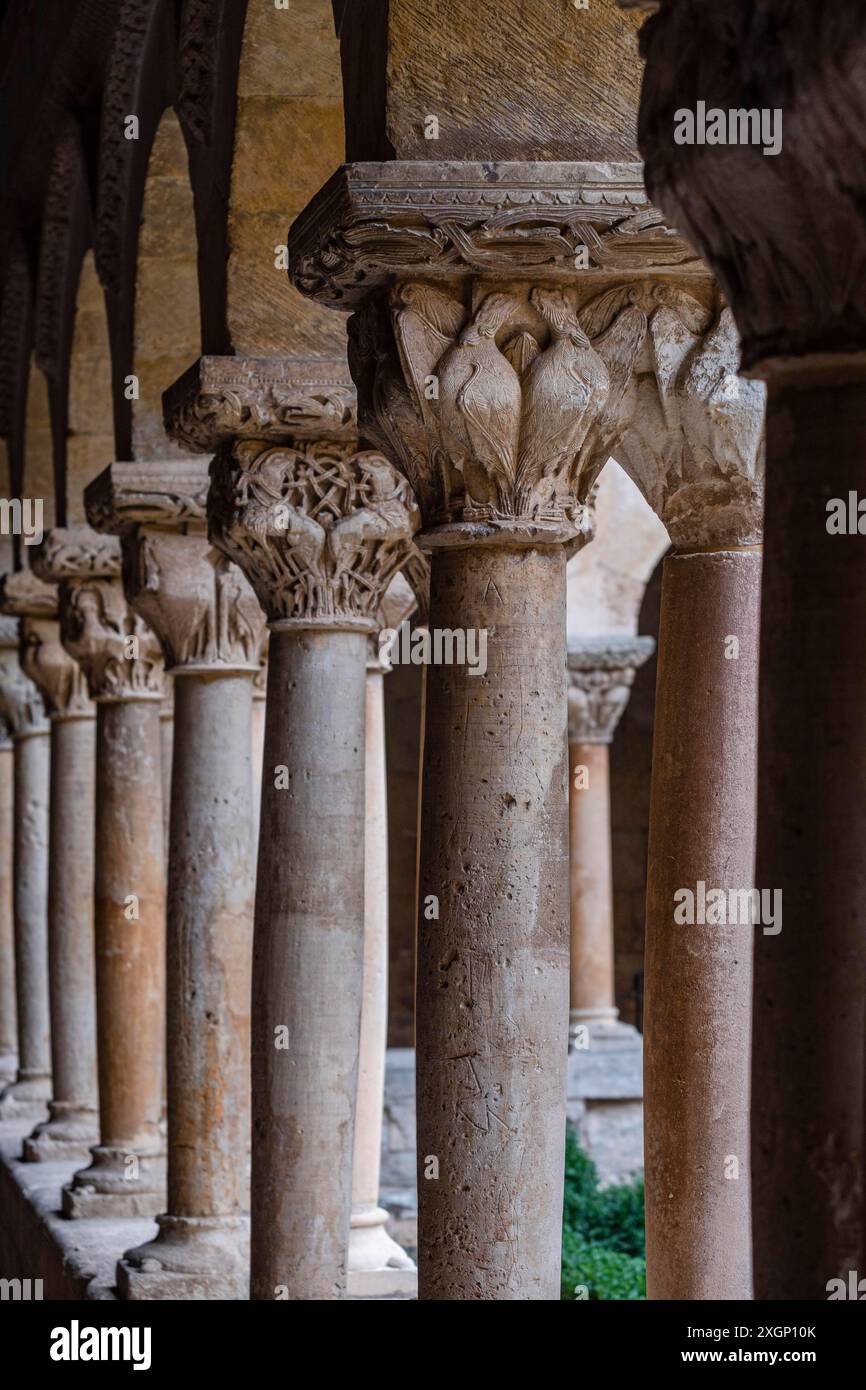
[0,1119,158,1299]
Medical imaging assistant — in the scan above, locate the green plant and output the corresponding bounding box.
[561,1128,646,1300]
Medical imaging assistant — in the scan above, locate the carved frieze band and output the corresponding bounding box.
[288,161,704,309]
[163,355,358,455]
[567,635,655,745]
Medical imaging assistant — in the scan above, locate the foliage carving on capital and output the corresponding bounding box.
[59,576,165,702]
[615,299,766,549]
[121,530,266,673]
[209,441,420,629]
[349,279,672,543]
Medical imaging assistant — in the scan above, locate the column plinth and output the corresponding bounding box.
[83,459,265,1299]
[289,158,709,1298]
[32,528,168,1218]
[0,584,53,1122]
[165,358,419,1300]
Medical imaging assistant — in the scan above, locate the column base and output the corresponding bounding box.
[0,1053,17,1086]
[0,1071,51,1121]
[347,1205,417,1298]
[22,1102,100,1163]
[62,1145,166,1219]
[117,1214,249,1300]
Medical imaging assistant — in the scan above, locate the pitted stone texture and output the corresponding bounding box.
[415,545,570,1300]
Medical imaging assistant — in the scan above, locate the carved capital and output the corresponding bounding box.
[349,278,709,545]
[567,635,655,744]
[20,616,93,720]
[32,525,162,702]
[625,0,866,370]
[209,441,420,631]
[163,356,357,455]
[616,300,765,549]
[121,531,266,674]
[288,161,704,309]
[58,576,165,703]
[0,621,48,738]
[84,459,267,675]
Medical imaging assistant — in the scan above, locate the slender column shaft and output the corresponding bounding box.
[643,549,760,1300]
[24,713,98,1158]
[251,683,266,847]
[169,675,253,1216]
[416,544,570,1301]
[348,658,416,1293]
[64,697,166,1215]
[96,699,165,1153]
[0,738,16,1083]
[753,377,866,1296]
[2,727,52,1114]
[251,627,367,1300]
[568,742,617,1027]
[120,673,255,1296]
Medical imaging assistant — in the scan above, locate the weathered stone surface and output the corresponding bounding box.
[164,355,357,454]
[337,0,642,162]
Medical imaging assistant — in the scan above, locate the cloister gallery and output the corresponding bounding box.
[0,0,863,1305]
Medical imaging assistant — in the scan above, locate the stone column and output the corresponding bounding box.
[0,636,17,1087]
[35,528,168,1218]
[348,590,418,1298]
[82,458,265,1299]
[251,648,267,846]
[615,298,766,1299]
[566,635,653,1046]
[620,0,866,1300]
[289,161,701,1297]
[14,590,99,1162]
[165,356,418,1300]
[159,684,173,866]
[0,587,52,1121]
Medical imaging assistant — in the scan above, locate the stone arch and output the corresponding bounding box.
[131,107,200,459]
[21,356,55,534]
[66,253,115,523]
[566,458,669,641]
[0,240,35,567]
[93,0,181,457]
[33,118,95,524]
